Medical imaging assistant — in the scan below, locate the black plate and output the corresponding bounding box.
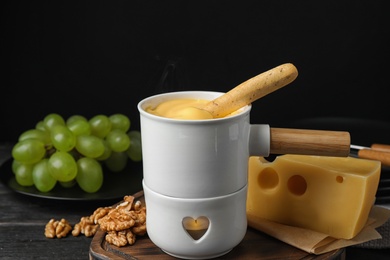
[0,157,144,202]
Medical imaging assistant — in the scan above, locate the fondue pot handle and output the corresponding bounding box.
[269,127,351,157]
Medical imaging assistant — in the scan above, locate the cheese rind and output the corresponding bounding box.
[247,155,381,239]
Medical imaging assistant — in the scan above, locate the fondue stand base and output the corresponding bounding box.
[89,192,345,260]
[90,226,345,260]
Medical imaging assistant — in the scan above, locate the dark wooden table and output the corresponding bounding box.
[1,143,389,260]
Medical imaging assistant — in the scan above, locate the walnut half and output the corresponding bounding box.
[44,218,72,239]
[98,195,147,246]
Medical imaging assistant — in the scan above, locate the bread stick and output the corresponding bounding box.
[203,63,298,118]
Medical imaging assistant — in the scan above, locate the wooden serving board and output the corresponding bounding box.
[89,191,345,260]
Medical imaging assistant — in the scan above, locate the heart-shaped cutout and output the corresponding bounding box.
[182,216,210,240]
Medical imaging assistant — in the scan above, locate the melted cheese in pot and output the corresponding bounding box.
[146,99,213,120]
[146,98,242,120]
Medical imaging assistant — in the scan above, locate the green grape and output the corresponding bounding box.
[89,115,112,138]
[127,130,142,162]
[76,157,103,193]
[13,161,34,186]
[59,179,77,188]
[50,125,76,152]
[19,129,51,145]
[105,151,128,172]
[109,114,131,132]
[35,121,47,132]
[66,115,87,125]
[12,159,22,174]
[75,134,105,158]
[48,151,78,182]
[96,139,112,161]
[12,139,46,164]
[67,118,91,136]
[11,113,141,194]
[32,159,57,192]
[105,129,131,152]
[43,113,65,132]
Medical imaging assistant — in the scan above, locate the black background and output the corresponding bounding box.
[1,1,389,143]
[1,2,390,259]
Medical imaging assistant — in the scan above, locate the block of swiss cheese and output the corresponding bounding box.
[247,155,381,239]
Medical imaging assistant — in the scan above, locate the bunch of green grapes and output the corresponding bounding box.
[11,113,142,193]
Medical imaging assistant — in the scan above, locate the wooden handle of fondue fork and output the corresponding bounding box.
[350,144,390,166]
[357,149,390,166]
[270,128,351,157]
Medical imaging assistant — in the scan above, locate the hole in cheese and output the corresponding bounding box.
[336,175,344,183]
[287,175,307,196]
[258,167,279,190]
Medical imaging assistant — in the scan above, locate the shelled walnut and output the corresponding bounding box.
[44,218,72,239]
[105,229,136,247]
[43,194,147,247]
[72,216,98,237]
[98,195,147,246]
[72,206,112,237]
[98,196,136,232]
